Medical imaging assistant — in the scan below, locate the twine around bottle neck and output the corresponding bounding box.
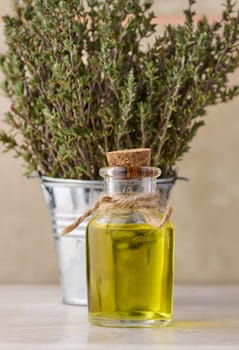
[61,192,172,237]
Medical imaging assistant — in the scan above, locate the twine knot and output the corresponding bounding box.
[61,193,172,236]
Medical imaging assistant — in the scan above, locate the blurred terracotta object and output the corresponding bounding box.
[152,15,220,25]
[122,14,220,27]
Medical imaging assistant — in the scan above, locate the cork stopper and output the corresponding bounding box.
[106,148,151,178]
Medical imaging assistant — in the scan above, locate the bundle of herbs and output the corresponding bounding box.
[1,0,239,179]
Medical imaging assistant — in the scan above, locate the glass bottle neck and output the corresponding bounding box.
[104,177,157,196]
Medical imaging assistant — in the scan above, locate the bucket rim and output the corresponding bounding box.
[40,174,185,186]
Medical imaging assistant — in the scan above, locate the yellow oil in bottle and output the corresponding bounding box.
[86,217,174,327]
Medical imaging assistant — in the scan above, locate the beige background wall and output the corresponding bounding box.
[0,0,239,284]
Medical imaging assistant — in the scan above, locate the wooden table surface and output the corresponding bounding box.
[0,284,239,349]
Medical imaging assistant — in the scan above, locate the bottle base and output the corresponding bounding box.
[89,312,172,328]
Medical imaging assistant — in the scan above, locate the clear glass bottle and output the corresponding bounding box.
[86,166,174,327]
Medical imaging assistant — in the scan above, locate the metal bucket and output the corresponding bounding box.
[40,176,103,305]
[40,175,179,306]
